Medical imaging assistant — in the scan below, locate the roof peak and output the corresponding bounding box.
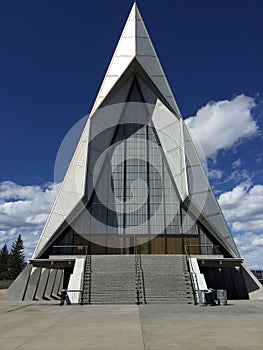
[90,4,181,116]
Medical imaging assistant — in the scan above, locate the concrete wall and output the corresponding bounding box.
[189,258,207,290]
[24,267,42,300]
[35,268,50,300]
[5,264,32,300]
[44,269,57,299]
[241,264,263,300]
[52,269,64,297]
[200,266,249,299]
[67,258,85,304]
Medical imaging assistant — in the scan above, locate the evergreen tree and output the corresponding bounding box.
[0,244,10,280]
[9,235,25,280]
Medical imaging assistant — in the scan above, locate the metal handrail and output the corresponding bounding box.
[139,254,147,304]
[186,256,199,304]
[135,253,141,304]
[54,246,89,305]
[52,245,88,255]
[61,289,83,305]
[185,245,204,304]
[185,244,221,256]
[81,251,91,305]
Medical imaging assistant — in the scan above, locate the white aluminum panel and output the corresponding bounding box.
[203,191,222,216]
[154,113,178,130]
[56,191,81,218]
[152,102,188,200]
[121,17,135,39]
[60,165,85,195]
[175,174,185,200]
[187,166,209,194]
[138,54,179,113]
[165,122,181,146]
[152,100,179,128]
[91,3,181,116]
[33,237,48,258]
[135,11,149,39]
[189,192,211,214]
[115,36,135,57]
[72,141,88,167]
[34,121,88,258]
[107,56,132,77]
[183,123,191,142]
[90,5,136,115]
[165,154,185,199]
[98,76,119,99]
[42,213,65,239]
[136,37,155,56]
[167,148,184,176]
[184,133,202,167]
[79,118,90,142]
[89,103,124,133]
[203,214,232,239]
[185,142,201,167]
[92,97,104,112]
[137,56,163,77]
[158,129,181,151]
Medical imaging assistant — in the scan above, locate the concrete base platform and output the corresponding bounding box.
[0,300,262,349]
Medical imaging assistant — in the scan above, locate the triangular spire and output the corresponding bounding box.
[8,3,263,305]
[32,4,240,261]
[91,3,181,117]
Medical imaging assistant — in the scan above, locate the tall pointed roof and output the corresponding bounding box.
[91,3,181,117]
[33,3,240,260]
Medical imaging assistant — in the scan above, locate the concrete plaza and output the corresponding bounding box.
[0,298,262,349]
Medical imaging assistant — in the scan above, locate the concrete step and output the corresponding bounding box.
[82,255,194,305]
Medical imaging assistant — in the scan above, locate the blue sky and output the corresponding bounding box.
[0,0,262,267]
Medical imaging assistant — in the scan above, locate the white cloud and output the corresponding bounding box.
[218,183,263,268]
[185,94,257,158]
[208,169,223,179]
[0,181,59,259]
[232,158,242,169]
[234,232,263,269]
[225,169,252,184]
[218,183,263,232]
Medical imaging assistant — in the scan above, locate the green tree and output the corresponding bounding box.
[9,235,25,280]
[0,244,10,280]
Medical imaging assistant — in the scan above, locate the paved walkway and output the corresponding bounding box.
[0,299,262,349]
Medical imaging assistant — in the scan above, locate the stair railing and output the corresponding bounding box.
[139,254,147,304]
[81,249,91,305]
[51,245,88,256]
[135,252,141,305]
[185,245,200,304]
[185,244,220,256]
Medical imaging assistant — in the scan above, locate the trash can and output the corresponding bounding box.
[205,289,216,305]
[197,290,207,306]
[217,289,227,305]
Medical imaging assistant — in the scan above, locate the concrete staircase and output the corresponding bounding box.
[82,254,194,305]
[140,255,193,304]
[89,255,137,304]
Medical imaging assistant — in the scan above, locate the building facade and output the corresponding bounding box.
[6,3,263,303]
